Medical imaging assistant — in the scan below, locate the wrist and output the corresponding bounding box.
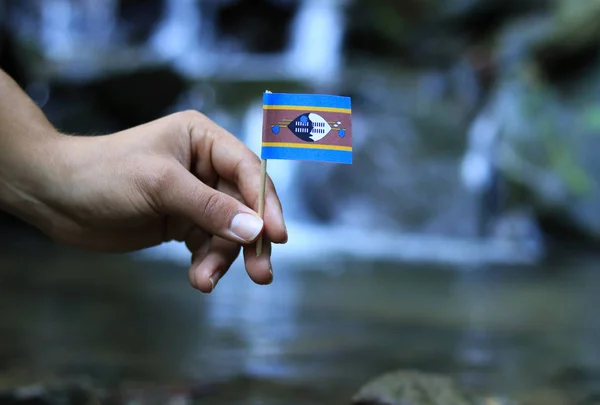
[0,129,71,234]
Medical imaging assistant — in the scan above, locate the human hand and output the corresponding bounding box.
[20,111,288,292]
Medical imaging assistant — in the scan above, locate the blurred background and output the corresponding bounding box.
[2,0,600,404]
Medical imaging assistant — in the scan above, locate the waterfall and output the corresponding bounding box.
[130,0,543,268]
[40,0,75,61]
[149,0,209,62]
[37,0,118,62]
[284,0,346,86]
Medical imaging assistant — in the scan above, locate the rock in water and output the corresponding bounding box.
[351,370,499,405]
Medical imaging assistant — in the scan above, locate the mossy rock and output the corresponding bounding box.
[351,370,515,405]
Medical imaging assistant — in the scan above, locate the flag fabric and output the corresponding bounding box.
[261,92,352,164]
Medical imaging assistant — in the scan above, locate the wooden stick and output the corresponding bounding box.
[256,158,267,256]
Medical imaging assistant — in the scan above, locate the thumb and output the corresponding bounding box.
[157,166,264,244]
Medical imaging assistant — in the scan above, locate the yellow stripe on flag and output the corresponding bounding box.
[263,105,351,114]
[262,142,352,152]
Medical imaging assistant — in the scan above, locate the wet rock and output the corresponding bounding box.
[344,2,468,67]
[30,65,187,133]
[532,0,600,84]
[83,65,188,129]
[0,380,97,405]
[215,0,299,53]
[351,370,508,405]
[0,24,29,89]
[343,0,549,65]
[541,366,600,405]
[513,387,570,405]
[117,0,165,45]
[467,5,600,244]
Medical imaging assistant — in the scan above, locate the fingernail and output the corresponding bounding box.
[209,277,215,291]
[231,213,263,242]
[269,265,273,277]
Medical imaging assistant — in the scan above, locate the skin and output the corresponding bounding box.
[0,68,288,292]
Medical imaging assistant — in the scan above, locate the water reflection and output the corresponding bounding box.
[3,240,600,402]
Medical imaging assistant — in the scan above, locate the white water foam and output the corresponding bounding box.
[131,219,543,269]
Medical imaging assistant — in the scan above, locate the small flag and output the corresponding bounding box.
[261,92,352,164]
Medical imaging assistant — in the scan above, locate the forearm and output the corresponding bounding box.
[0,68,64,230]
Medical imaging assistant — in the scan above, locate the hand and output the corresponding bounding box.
[19,110,288,292]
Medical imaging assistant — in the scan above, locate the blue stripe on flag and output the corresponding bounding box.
[263,92,351,110]
[261,146,352,164]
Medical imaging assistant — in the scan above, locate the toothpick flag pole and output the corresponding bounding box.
[256,157,267,256]
[255,90,272,257]
[257,90,353,257]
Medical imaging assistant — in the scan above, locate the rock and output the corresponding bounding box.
[343,0,548,65]
[532,0,600,83]
[465,5,600,244]
[351,370,508,405]
[0,23,30,89]
[117,0,164,45]
[512,387,571,405]
[82,65,187,129]
[0,380,97,405]
[215,0,299,53]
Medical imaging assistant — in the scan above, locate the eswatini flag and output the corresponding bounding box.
[261,92,352,164]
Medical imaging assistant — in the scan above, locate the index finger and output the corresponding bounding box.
[184,110,288,244]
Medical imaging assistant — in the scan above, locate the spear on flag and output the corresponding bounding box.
[255,90,353,256]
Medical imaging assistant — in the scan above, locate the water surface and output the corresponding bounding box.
[1,235,600,404]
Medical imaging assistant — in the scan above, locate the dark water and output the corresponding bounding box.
[2,233,600,404]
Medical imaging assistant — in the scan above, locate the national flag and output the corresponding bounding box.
[261,92,352,164]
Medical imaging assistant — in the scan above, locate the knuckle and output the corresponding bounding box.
[232,155,260,186]
[177,110,218,148]
[178,110,208,134]
[201,192,229,221]
[179,109,206,123]
[232,159,245,185]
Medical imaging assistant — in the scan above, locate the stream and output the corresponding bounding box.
[2,238,600,404]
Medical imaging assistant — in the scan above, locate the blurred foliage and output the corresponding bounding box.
[582,105,600,130]
[516,68,593,196]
